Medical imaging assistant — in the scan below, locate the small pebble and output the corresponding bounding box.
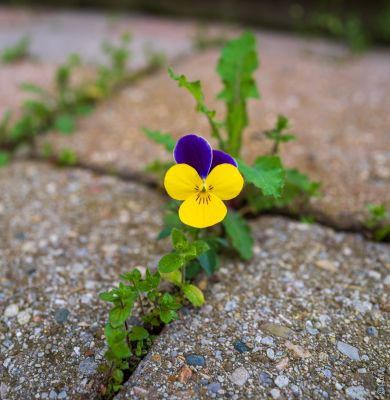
[267,348,275,359]
[322,368,332,378]
[275,374,289,389]
[49,391,57,400]
[79,358,97,375]
[261,336,274,346]
[270,388,281,399]
[54,308,70,324]
[345,385,367,400]
[337,341,360,361]
[233,340,250,353]
[4,304,19,318]
[230,367,249,386]
[224,300,237,311]
[366,326,378,337]
[207,382,221,393]
[358,368,367,374]
[185,354,205,367]
[259,371,273,387]
[17,310,31,325]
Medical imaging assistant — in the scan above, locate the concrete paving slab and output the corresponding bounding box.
[0,161,167,399]
[117,216,390,399]
[44,32,390,229]
[0,7,198,116]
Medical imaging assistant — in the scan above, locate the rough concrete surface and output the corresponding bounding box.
[44,33,390,229]
[117,217,390,400]
[0,7,198,115]
[0,162,167,399]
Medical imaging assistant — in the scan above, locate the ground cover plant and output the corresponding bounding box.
[364,203,390,242]
[144,32,320,261]
[0,33,164,166]
[0,36,31,63]
[98,32,320,396]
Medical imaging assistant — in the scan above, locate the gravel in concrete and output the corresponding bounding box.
[117,217,390,399]
[45,32,390,229]
[0,161,167,399]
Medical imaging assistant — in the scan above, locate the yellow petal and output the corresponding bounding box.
[179,192,227,228]
[164,164,202,200]
[206,163,244,200]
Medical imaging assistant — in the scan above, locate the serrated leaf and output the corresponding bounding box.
[217,31,259,156]
[143,128,175,152]
[99,291,118,303]
[171,228,188,251]
[158,253,185,273]
[168,67,222,140]
[223,210,254,260]
[237,155,285,197]
[197,247,219,275]
[193,240,210,256]
[182,284,205,307]
[109,303,133,328]
[111,341,131,359]
[129,326,149,341]
[160,309,179,324]
[112,369,124,383]
[159,293,182,310]
[104,324,131,359]
[160,270,182,287]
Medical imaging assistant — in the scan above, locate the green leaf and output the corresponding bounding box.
[112,369,124,384]
[109,303,134,328]
[171,228,188,251]
[159,293,182,310]
[182,284,205,307]
[74,103,94,116]
[160,309,179,324]
[197,247,219,275]
[57,148,77,166]
[54,114,75,135]
[168,67,222,141]
[143,128,175,152]
[158,253,185,273]
[111,341,131,359]
[0,111,11,138]
[20,82,49,96]
[0,151,10,167]
[9,115,34,142]
[223,210,254,260]
[374,224,390,241]
[237,155,285,197]
[99,291,119,303]
[145,160,173,174]
[216,32,259,156]
[1,37,30,63]
[160,270,182,287]
[193,240,210,256]
[120,269,142,284]
[129,326,149,341]
[157,202,183,240]
[104,324,131,358]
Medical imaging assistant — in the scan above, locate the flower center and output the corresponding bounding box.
[194,181,213,205]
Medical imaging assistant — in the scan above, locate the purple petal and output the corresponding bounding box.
[174,134,212,178]
[210,149,237,171]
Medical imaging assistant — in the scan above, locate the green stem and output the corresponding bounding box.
[137,291,146,316]
[182,264,186,285]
